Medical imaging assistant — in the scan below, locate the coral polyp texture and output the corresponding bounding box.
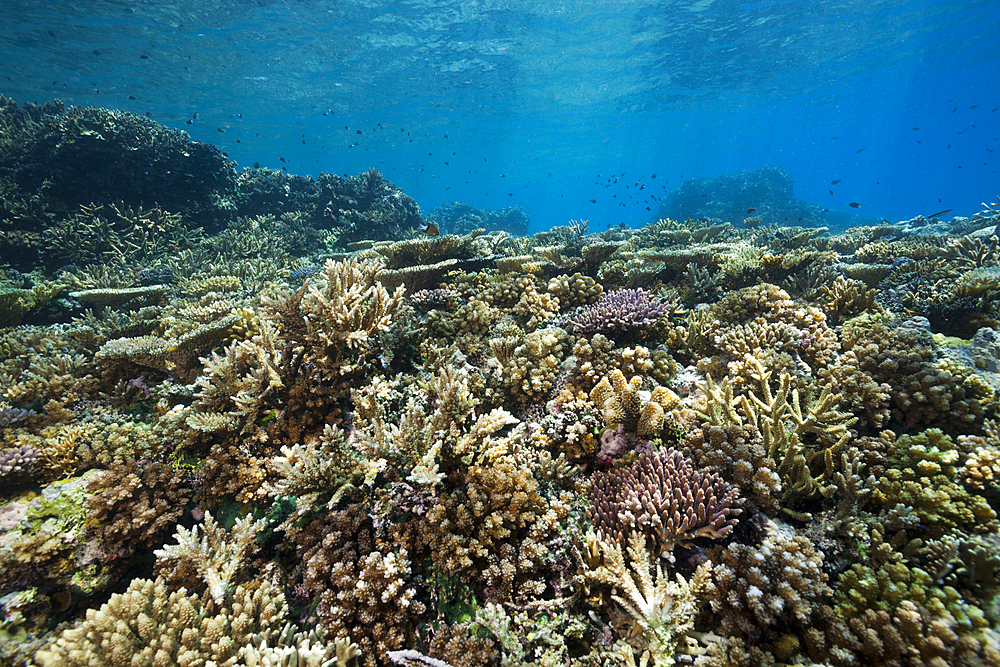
[1,98,1000,667]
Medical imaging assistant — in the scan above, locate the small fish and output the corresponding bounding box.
[279,157,286,163]
[926,208,953,218]
[140,54,148,59]
[913,127,920,130]
[856,148,866,153]
[746,208,756,214]
[831,179,841,184]
[590,199,597,203]
[418,221,439,236]
[970,104,979,109]
[849,202,860,208]
[829,189,834,195]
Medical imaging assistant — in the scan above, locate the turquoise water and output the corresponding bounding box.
[2,0,998,232]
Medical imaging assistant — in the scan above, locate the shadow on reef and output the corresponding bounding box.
[0,96,422,271]
[652,166,836,230]
[2,96,1000,667]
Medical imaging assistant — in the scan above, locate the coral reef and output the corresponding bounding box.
[2,95,1000,667]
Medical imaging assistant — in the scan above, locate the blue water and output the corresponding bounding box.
[2,0,998,234]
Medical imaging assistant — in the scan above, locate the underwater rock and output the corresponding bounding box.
[653,166,826,227]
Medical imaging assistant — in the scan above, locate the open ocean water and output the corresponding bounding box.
[2,0,998,231]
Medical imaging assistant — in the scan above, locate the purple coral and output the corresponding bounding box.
[589,448,742,557]
[0,445,41,487]
[564,288,669,335]
[0,405,34,428]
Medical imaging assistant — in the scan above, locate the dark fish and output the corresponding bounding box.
[913,127,920,130]
[849,202,860,208]
[831,179,841,184]
[128,95,136,100]
[856,148,866,153]
[419,221,439,236]
[953,107,959,112]
[93,49,101,55]
[216,127,224,132]
[140,54,148,59]
[186,119,193,124]
[746,208,756,214]
[590,199,597,203]
[926,208,953,218]
[971,104,979,109]
[279,157,286,163]
[651,173,657,178]
[829,189,834,195]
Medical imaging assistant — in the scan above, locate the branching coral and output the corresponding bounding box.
[84,459,194,550]
[587,532,712,666]
[589,369,682,436]
[35,577,287,667]
[564,288,671,338]
[589,448,742,559]
[153,511,264,605]
[263,257,405,375]
[705,521,832,647]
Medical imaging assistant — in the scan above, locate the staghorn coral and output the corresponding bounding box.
[589,448,741,560]
[587,531,712,666]
[263,257,405,374]
[153,511,264,605]
[821,275,880,324]
[34,577,287,667]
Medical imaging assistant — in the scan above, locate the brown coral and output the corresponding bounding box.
[589,448,741,559]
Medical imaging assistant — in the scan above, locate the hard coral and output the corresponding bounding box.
[564,288,670,338]
[588,448,742,559]
[84,459,193,550]
[35,577,286,667]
